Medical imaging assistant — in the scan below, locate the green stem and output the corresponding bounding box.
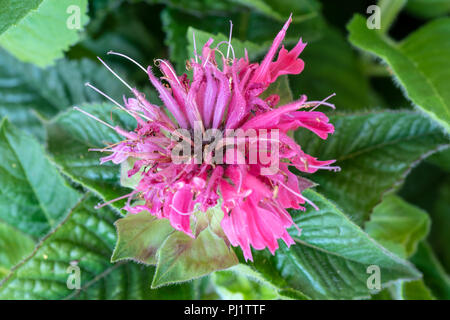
[378,0,407,35]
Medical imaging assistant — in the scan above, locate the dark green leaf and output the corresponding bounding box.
[230,0,321,22]
[212,269,278,299]
[411,242,450,300]
[162,7,324,73]
[0,49,124,140]
[296,110,449,225]
[290,26,381,111]
[427,148,450,172]
[406,0,450,19]
[0,194,195,299]
[46,103,135,210]
[428,178,450,272]
[0,118,81,239]
[246,190,421,299]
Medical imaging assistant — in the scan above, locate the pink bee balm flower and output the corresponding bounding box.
[78,15,339,261]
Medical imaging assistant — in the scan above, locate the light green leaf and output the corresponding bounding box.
[365,195,430,259]
[391,279,435,300]
[0,194,196,299]
[211,270,278,300]
[120,158,144,189]
[296,110,449,225]
[0,118,81,239]
[348,15,450,132]
[0,49,124,141]
[152,226,238,288]
[46,103,136,210]
[228,263,310,300]
[0,0,89,67]
[371,279,435,300]
[112,211,174,265]
[0,222,35,279]
[245,190,421,299]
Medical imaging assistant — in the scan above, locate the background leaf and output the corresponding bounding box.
[365,195,430,259]
[0,194,196,299]
[411,242,450,300]
[244,190,421,299]
[46,103,135,210]
[0,222,35,279]
[0,118,81,239]
[0,0,89,67]
[0,49,124,141]
[290,26,380,110]
[406,0,450,19]
[296,110,449,225]
[348,15,450,132]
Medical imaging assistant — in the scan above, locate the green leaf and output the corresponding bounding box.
[0,0,41,35]
[290,26,381,111]
[406,0,450,19]
[0,49,124,141]
[260,75,293,107]
[112,211,174,265]
[0,222,35,279]
[146,0,238,15]
[428,178,450,272]
[348,15,450,132]
[230,0,321,22]
[211,269,278,300]
[0,0,89,67]
[186,27,266,70]
[46,103,135,210]
[245,190,421,299]
[152,226,238,288]
[427,148,450,172]
[162,7,324,73]
[371,279,435,300]
[365,195,430,259]
[227,263,310,299]
[411,242,450,300]
[391,279,435,300]
[296,110,449,225]
[0,194,196,299]
[0,118,81,239]
[120,158,144,189]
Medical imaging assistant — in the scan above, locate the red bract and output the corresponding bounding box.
[79,15,339,261]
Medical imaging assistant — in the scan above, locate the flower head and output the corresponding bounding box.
[78,15,339,261]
